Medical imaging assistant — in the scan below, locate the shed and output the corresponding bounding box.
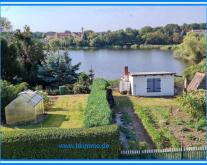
[120,66,175,96]
[5,90,44,125]
[187,72,206,92]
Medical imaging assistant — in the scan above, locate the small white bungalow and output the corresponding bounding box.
[120,66,175,97]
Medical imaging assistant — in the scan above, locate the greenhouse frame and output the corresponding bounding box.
[5,90,44,125]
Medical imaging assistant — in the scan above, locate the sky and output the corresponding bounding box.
[1,6,206,32]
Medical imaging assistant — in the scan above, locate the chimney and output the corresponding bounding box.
[124,66,129,81]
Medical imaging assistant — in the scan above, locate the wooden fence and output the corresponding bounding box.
[120,146,207,160]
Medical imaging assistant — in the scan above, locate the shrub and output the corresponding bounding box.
[178,90,206,119]
[0,80,28,123]
[138,141,148,150]
[45,88,59,95]
[73,72,91,94]
[2,125,120,159]
[107,79,120,88]
[65,84,74,94]
[130,44,139,49]
[84,78,112,128]
[195,118,206,131]
[128,140,139,149]
[183,59,206,81]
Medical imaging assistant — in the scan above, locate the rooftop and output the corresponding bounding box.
[19,90,43,107]
[129,72,176,76]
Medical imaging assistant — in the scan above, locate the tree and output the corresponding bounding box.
[0,80,28,123]
[163,24,181,36]
[174,32,206,64]
[0,17,12,32]
[73,72,91,94]
[12,26,46,85]
[38,51,81,87]
[88,67,95,83]
[1,38,21,82]
[48,39,61,52]
[145,31,168,45]
[172,32,183,44]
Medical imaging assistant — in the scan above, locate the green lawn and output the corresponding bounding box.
[2,95,88,131]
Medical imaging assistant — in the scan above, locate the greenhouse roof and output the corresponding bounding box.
[19,90,43,107]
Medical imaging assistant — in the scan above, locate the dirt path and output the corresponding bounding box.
[114,103,155,149]
[127,107,156,149]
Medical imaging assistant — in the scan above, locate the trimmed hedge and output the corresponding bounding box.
[84,78,112,128]
[2,124,120,159]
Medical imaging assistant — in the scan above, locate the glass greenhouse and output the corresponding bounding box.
[5,90,44,125]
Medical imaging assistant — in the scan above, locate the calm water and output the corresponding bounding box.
[68,49,186,80]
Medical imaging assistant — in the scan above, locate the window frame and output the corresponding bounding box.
[147,78,161,93]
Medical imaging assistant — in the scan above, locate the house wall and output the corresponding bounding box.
[129,75,174,96]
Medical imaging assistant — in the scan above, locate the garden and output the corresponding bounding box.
[1,78,121,159]
[113,92,206,150]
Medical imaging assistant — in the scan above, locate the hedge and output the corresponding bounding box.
[84,78,112,128]
[2,124,120,159]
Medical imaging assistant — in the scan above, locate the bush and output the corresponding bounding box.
[178,90,206,119]
[195,118,206,131]
[2,125,120,159]
[84,78,112,128]
[107,79,120,88]
[73,72,91,94]
[130,44,139,49]
[65,84,74,94]
[138,141,148,150]
[128,140,139,149]
[45,88,59,95]
[183,59,206,81]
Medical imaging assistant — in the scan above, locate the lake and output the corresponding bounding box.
[68,49,186,80]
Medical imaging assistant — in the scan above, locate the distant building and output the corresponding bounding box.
[45,32,57,40]
[120,66,175,96]
[46,31,71,40]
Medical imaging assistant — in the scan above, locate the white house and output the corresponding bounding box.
[120,66,175,96]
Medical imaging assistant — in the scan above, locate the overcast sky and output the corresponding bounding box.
[1,6,206,32]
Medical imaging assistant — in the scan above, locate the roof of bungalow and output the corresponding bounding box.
[129,72,176,77]
[187,72,206,92]
[18,90,43,107]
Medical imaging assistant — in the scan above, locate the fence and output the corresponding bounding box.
[120,146,206,160]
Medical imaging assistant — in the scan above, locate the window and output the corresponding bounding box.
[147,78,161,92]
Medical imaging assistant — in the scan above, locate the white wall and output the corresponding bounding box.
[129,75,174,96]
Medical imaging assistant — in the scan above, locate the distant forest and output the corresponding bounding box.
[29,23,206,48]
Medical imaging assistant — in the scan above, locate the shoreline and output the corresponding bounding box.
[52,44,177,51]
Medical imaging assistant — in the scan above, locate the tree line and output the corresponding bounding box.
[1,16,205,48]
[46,23,206,49]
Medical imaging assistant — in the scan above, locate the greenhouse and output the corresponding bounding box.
[5,90,44,125]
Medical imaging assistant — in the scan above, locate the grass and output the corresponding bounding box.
[2,95,88,131]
